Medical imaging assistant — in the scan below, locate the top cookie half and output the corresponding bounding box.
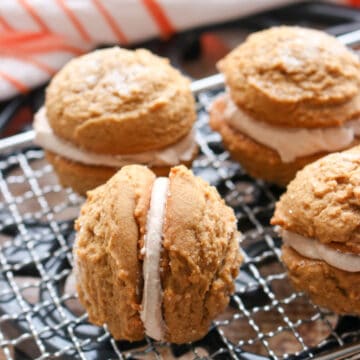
[218,26,360,128]
[45,47,196,154]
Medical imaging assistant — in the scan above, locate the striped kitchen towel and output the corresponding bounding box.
[0,0,357,101]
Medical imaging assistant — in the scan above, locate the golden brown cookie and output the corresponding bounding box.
[35,47,197,194]
[74,165,242,343]
[272,146,360,315]
[161,166,241,343]
[271,146,360,246]
[45,147,198,196]
[282,246,360,315]
[75,165,155,340]
[46,47,196,154]
[219,26,360,128]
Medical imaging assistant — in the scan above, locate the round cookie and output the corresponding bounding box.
[210,26,360,186]
[271,145,360,315]
[46,47,196,154]
[34,47,198,194]
[219,26,360,128]
[272,146,360,246]
[74,165,242,343]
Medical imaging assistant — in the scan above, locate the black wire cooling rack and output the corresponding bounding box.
[1,80,360,359]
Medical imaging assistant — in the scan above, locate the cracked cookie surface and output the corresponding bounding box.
[75,165,242,343]
[46,47,196,154]
[272,145,360,249]
[219,26,360,128]
[162,166,242,343]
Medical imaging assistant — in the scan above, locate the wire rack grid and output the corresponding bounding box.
[0,86,360,360]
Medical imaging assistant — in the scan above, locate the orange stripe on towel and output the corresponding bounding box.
[92,0,128,44]
[0,32,85,56]
[0,71,29,93]
[0,14,14,32]
[17,0,50,33]
[56,0,92,43]
[142,0,175,39]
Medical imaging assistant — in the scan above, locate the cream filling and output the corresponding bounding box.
[33,107,196,167]
[222,94,360,163]
[140,177,169,340]
[281,229,360,272]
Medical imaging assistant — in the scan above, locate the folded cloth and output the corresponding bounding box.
[0,0,354,101]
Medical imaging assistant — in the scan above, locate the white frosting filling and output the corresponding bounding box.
[33,107,196,167]
[222,94,360,163]
[281,229,360,272]
[140,177,169,340]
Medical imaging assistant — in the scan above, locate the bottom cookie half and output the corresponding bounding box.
[46,150,198,195]
[282,245,360,316]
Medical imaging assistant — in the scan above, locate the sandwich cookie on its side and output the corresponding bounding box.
[210,26,360,186]
[74,165,243,343]
[271,146,360,315]
[34,47,197,195]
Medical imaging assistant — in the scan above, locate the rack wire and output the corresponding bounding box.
[2,25,360,359]
[0,85,360,360]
